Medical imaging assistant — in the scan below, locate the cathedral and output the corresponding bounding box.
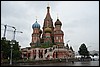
[21,5,75,60]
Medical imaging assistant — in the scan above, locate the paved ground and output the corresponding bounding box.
[1,61,99,66]
[26,61,99,66]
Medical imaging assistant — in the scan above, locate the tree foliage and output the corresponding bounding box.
[1,38,21,60]
[78,43,89,57]
[1,39,10,59]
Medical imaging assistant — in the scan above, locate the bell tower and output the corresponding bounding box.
[30,19,41,47]
[42,5,54,44]
[54,17,64,47]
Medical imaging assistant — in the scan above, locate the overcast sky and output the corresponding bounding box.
[1,1,99,52]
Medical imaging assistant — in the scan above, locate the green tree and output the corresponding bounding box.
[78,43,89,58]
[13,50,22,60]
[1,38,21,60]
[1,39,10,59]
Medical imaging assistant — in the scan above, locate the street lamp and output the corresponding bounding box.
[10,40,15,65]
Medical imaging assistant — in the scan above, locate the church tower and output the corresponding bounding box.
[30,19,41,47]
[42,5,54,44]
[54,17,64,47]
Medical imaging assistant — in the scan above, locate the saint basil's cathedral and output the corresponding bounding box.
[21,5,75,60]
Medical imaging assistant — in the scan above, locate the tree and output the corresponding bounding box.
[78,43,89,58]
[13,50,22,60]
[1,39,10,59]
[1,38,21,60]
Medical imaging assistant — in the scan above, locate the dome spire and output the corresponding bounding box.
[36,16,37,22]
[47,3,50,13]
[45,3,52,20]
[47,2,50,7]
[55,14,62,26]
[57,13,59,19]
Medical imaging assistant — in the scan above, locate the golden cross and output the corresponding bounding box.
[57,13,59,19]
[48,2,50,7]
[36,16,37,21]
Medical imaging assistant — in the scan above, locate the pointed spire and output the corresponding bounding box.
[45,3,52,20]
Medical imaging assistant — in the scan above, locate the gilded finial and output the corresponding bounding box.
[36,16,37,21]
[47,2,49,7]
[57,13,59,19]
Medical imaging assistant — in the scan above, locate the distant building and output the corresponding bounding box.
[21,5,75,60]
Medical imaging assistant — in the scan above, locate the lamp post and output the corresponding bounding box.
[10,40,15,65]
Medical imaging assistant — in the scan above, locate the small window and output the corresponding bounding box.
[61,37,62,39]
[59,40,60,42]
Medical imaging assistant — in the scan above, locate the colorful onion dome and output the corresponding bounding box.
[44,27,52,33]
[32,20,40,29]
[55,19,62,26]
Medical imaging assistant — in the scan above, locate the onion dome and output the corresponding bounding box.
[32,20,40,29]
[44,27,52,33]
[55,19,62,26]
